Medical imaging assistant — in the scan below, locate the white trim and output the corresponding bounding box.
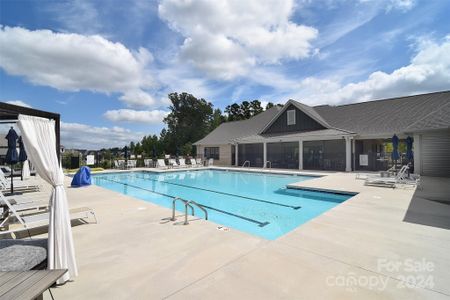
[299,140,303,170]
[235,143,239,167]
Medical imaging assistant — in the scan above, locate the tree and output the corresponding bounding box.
[210,108,225,131]
[163,92,214,154]
[250,100,264,116]
[225,100,264,121]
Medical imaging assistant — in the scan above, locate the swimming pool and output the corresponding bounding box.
[92,169,353,240]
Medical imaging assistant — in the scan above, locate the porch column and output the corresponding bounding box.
[345,136,352,172]
[263,142,267,168]
[413,133,421,175]
[235,143,239,167]
[298,140,303,170]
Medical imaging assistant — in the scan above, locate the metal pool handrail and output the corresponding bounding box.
[242,160,250,168]
[187,200,208,221]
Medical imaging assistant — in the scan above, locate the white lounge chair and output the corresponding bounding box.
[169,159,179,168]
[156,159,168,169]
[178,159,188,168]
[208,158,214,166]
[364,165,412,187]
[0,197,96,238]
[190,158,198,168]
[0,192,49,227]
[144,159,152,168]
[0,170,40,192]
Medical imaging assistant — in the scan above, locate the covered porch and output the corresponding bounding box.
[232,129,355,172]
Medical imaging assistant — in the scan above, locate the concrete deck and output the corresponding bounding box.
[32,169,450,299]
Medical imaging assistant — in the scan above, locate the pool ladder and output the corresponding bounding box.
[242,160,250,168]
[171,197,208,225]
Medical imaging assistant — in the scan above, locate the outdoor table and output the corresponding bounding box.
[0,269,67,300]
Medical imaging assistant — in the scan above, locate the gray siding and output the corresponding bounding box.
[263,104,325,134]
[421,131,450,177]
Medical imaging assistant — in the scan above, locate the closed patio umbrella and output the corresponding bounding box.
[18,136,29,180]
[391,134,400,168]
[406,136,413,161]
[152,145,157,158]
[5,127,19,193]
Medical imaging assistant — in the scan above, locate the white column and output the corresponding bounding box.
[345,136,352,172]
[299,140,303,170]
[413,133,421,175]
[263,142,267,168]
[235,143,239,167]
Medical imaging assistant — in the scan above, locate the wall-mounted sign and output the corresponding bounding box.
[86,155,95,165]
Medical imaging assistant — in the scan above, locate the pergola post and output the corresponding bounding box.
[345,136,352,172]
[263,142,267,168]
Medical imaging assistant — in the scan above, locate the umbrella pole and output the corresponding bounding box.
[10,164,14,194]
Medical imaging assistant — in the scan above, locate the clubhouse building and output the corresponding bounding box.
[195,91,450,177]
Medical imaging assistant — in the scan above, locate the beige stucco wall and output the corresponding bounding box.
[196,144,233,166]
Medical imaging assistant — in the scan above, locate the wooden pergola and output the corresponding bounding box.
[0,102,61,161]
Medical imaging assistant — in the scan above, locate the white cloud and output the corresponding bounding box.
[61,122,143,149]
[5,100,32,108]
[262,35,450,105]
[103,109,168,124]
[0,26,156,108]
[386,0,416,12]
[158,0,318,80]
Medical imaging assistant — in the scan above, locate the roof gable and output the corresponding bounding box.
[260,100,330,134]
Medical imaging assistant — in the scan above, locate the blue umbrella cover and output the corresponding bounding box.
[5,127,19,164]
[18,136,27,162]
[406,136,413,161]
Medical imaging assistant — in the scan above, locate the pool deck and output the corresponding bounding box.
[41,168,449,299]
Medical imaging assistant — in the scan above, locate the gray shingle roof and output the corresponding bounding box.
[237,129,352,143]
[195,91,450,145]
[314,90,450,135]
[194,106,282,145]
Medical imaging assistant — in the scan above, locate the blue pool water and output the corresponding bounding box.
[92,170,352,240]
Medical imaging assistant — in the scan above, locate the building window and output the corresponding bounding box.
[204,147,219,160]
[287,110,296,125]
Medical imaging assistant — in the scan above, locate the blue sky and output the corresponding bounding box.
[0,0,449,149]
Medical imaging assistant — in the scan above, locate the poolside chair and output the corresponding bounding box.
[0,197,97,238]
[0,170,41,193]
[208,158,214,166]
[169,159,180,168]
[144,159,152,168]
[190,158,198,168]
[156,159,168,169]
[178,158,188,168]
[364,165,412,187]
[0,192,49,227]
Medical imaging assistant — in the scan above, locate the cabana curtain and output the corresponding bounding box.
[17,114,77,284]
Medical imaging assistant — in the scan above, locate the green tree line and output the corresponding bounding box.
[116,92,278,158]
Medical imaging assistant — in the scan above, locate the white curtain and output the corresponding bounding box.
[22,160,31,180]
[17,115,77,284]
